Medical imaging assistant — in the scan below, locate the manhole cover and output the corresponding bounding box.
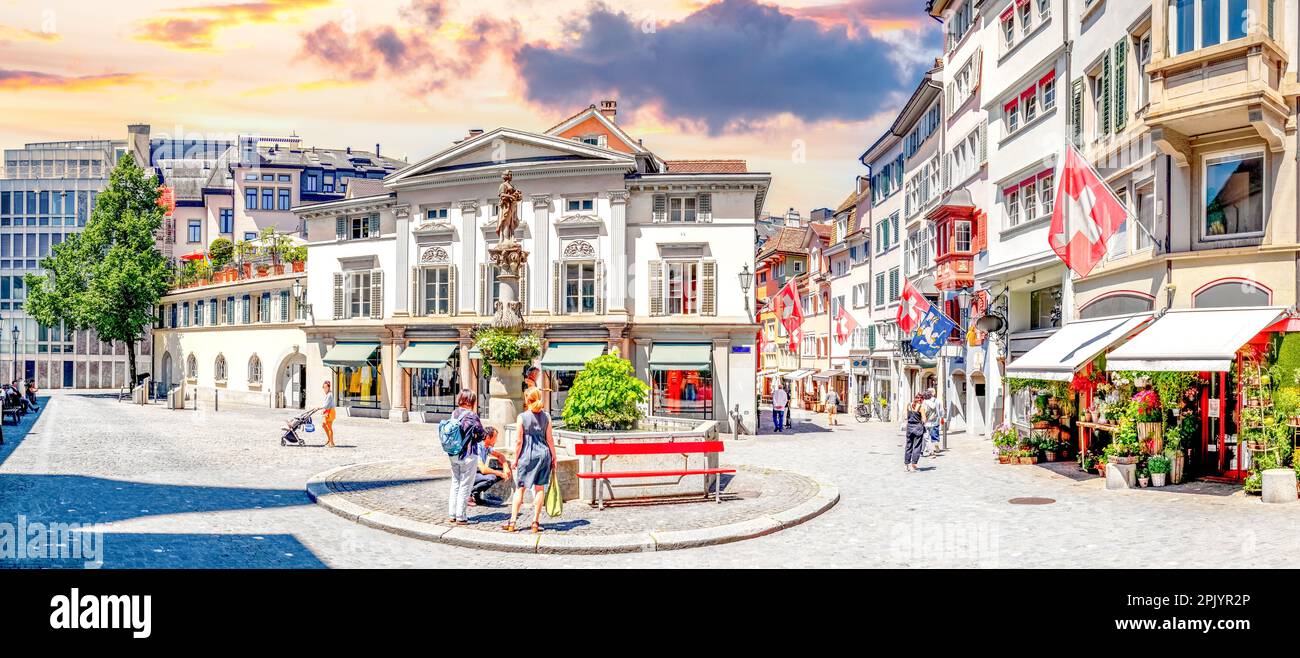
[1008,497,1056,505]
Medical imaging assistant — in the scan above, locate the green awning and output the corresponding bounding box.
[540,343,606,371]
[397,342,458,369]
[648,343,712,371]
[467,346,481,360]
[323,342,380,368]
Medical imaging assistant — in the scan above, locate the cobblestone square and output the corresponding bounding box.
[3,393,1300,568]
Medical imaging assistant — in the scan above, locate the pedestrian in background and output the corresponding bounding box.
[923,388,942,456]
[772,385,788,433]
[904,393,927,472]
[321,381,336,448]
[824,387,840,426]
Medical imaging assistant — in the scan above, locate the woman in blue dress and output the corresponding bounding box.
[505,387,557,533]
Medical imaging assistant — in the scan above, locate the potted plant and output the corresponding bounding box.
[1147,454,1170,487]
[235,240,256,278]
[287,245,307,273]
[992,424,1018,463]
[1043,437,1059,462]
[1137,467,1150,487]
[194,260,213,286]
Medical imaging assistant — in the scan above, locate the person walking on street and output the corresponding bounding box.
[904,393,927,472]
[772,385,788,433]
[321,381,337,448]
[824,388,840,426]
[505,387,557,534]
[922,388,940,457]
[446,389,487,525]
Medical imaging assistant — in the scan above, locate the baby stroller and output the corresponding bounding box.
[281,407,321,447]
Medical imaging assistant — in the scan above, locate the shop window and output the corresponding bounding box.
[1078,293,1154,319]
[1029,285,1061,330]
[1192,280,1271,308]
[653,368,713,420]
[336,350,382,409]
[411,350,461,416]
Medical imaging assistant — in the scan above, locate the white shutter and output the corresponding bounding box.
[596,260,606,315]
[332,272,344,320]
[369,269,383,319]
[978,122,987,164]
[368,213,380,236]
[520,266,529,314]
[973,48,982,91]
[652,193,667,222]
[701,259,716,316]
[649,260,664,316]
[551,260,563,315]
[411,267,421,316]
[478,263,489,315]
[279,291,289,322]
[697,193,712,222]
[942,153,951,190]
[335,217,346,240]
[448,266,458,315]
[946,83,954,116]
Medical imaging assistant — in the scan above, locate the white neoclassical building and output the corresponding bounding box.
[288,104,769,432]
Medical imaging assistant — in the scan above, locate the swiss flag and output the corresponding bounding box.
[895,278,931,335]
[834,305,859,346]
[1048,144,1130,278]
[772,278,804,351]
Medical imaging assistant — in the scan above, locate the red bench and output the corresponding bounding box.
[574,440,736,509]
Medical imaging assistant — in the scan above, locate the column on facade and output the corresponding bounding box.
[458,200,478,315]
[607,190,629,313]
[713,337,731,432]
[604,323,625,360]
[394,204,411,317]
[458,326,474,395]
[387,327,408,422]
[530,195,551,314]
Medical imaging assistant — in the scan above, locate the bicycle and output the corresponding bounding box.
[854,402,872,423]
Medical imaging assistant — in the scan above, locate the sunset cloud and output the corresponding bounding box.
[0,69,145,92]
[0,23,61,44]
[135,0,333,51]
[786,0,931,35]
[298,0,518,94]
[514,0,939,135]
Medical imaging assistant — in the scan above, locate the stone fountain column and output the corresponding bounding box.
[484,241,530,435]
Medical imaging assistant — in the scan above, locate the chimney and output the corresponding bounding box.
[126,124,150,167]
[468,128,484,139]
[599,99,617,120]
[346,146,351,154]
[784,208,801,227]
[375,143,380,157]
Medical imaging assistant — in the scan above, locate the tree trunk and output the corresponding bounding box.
[126,338,137,392]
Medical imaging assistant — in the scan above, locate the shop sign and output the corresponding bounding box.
[731,346,751,354]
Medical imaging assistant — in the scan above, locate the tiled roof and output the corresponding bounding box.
[663,159,748,174]
[810,223,833,242]
[757,226,806,258]
[345,178,388,199]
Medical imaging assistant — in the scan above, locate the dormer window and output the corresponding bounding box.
[576,134,606,147]
[566,198,595,213]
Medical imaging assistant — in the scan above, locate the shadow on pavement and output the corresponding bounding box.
[2,532,328,569]
[0,396,48,466]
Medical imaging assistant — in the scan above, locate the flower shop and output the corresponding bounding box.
[999,307,1300,493]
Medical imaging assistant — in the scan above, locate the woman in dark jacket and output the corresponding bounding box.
[904,393,927,472]
[446,389,487,525]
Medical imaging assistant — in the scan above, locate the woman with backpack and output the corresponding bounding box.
[504,387,557,534]
[444,389,487,525]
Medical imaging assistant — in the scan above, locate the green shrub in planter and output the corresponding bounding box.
[560,354,649,431]
[474,328,540,366]
[1146,454,1171,474]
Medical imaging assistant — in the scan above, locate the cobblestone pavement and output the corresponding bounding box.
[5,393,1300,568]
[319,459,819,535]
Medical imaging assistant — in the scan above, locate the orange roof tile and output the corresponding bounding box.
[663,159,748,174]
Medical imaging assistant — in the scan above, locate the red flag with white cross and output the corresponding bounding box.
[1048,144,1131,278]
[834,305,859,346]
[772,278,804,351]
[895,278,931,335]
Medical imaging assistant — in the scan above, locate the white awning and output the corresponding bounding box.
[1105,307,1288,372]
[1005,314,1153,381]
[783,369,815,381]
[756,369,777,377]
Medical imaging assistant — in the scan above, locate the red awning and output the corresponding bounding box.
[179,252,205,261]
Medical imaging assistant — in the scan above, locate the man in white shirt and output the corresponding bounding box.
[772,386,788,433]
[922,388,941,456]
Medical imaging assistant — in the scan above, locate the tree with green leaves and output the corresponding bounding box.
[25,154,172,388]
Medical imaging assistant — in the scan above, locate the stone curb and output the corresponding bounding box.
[307,460,840,555]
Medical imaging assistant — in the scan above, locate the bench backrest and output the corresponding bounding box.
[573,440,724,456]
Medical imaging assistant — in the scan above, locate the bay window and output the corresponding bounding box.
[1170,0,1252,55]
[1203,151,1265,239]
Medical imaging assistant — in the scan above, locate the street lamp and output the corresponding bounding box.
[10,325,18,383]
[292,278,311,319]
[738,264,753,312]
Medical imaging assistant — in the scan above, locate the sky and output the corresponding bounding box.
[0,0,941,215]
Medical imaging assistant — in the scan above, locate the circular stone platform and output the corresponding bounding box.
[307,459,839,554]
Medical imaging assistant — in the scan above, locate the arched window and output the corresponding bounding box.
[1193,279,1271,308]
[1078,292,1155,319]
[248,355,262,384]
[186,354,197,379]
[214,354,227,381]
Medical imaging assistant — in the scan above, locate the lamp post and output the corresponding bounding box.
[941,287,973,450]
[292,278,311,319]
[738,264,755,434]
[738,264,753,315]
[10,325,18,384]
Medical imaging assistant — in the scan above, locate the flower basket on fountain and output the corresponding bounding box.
[473,327,541,376]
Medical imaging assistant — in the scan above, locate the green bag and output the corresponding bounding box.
[545,470,563,518]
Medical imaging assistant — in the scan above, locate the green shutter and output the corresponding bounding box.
[1071,78,1084,147]
[1113,38,1128,132]
[1101,51,1112,136]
